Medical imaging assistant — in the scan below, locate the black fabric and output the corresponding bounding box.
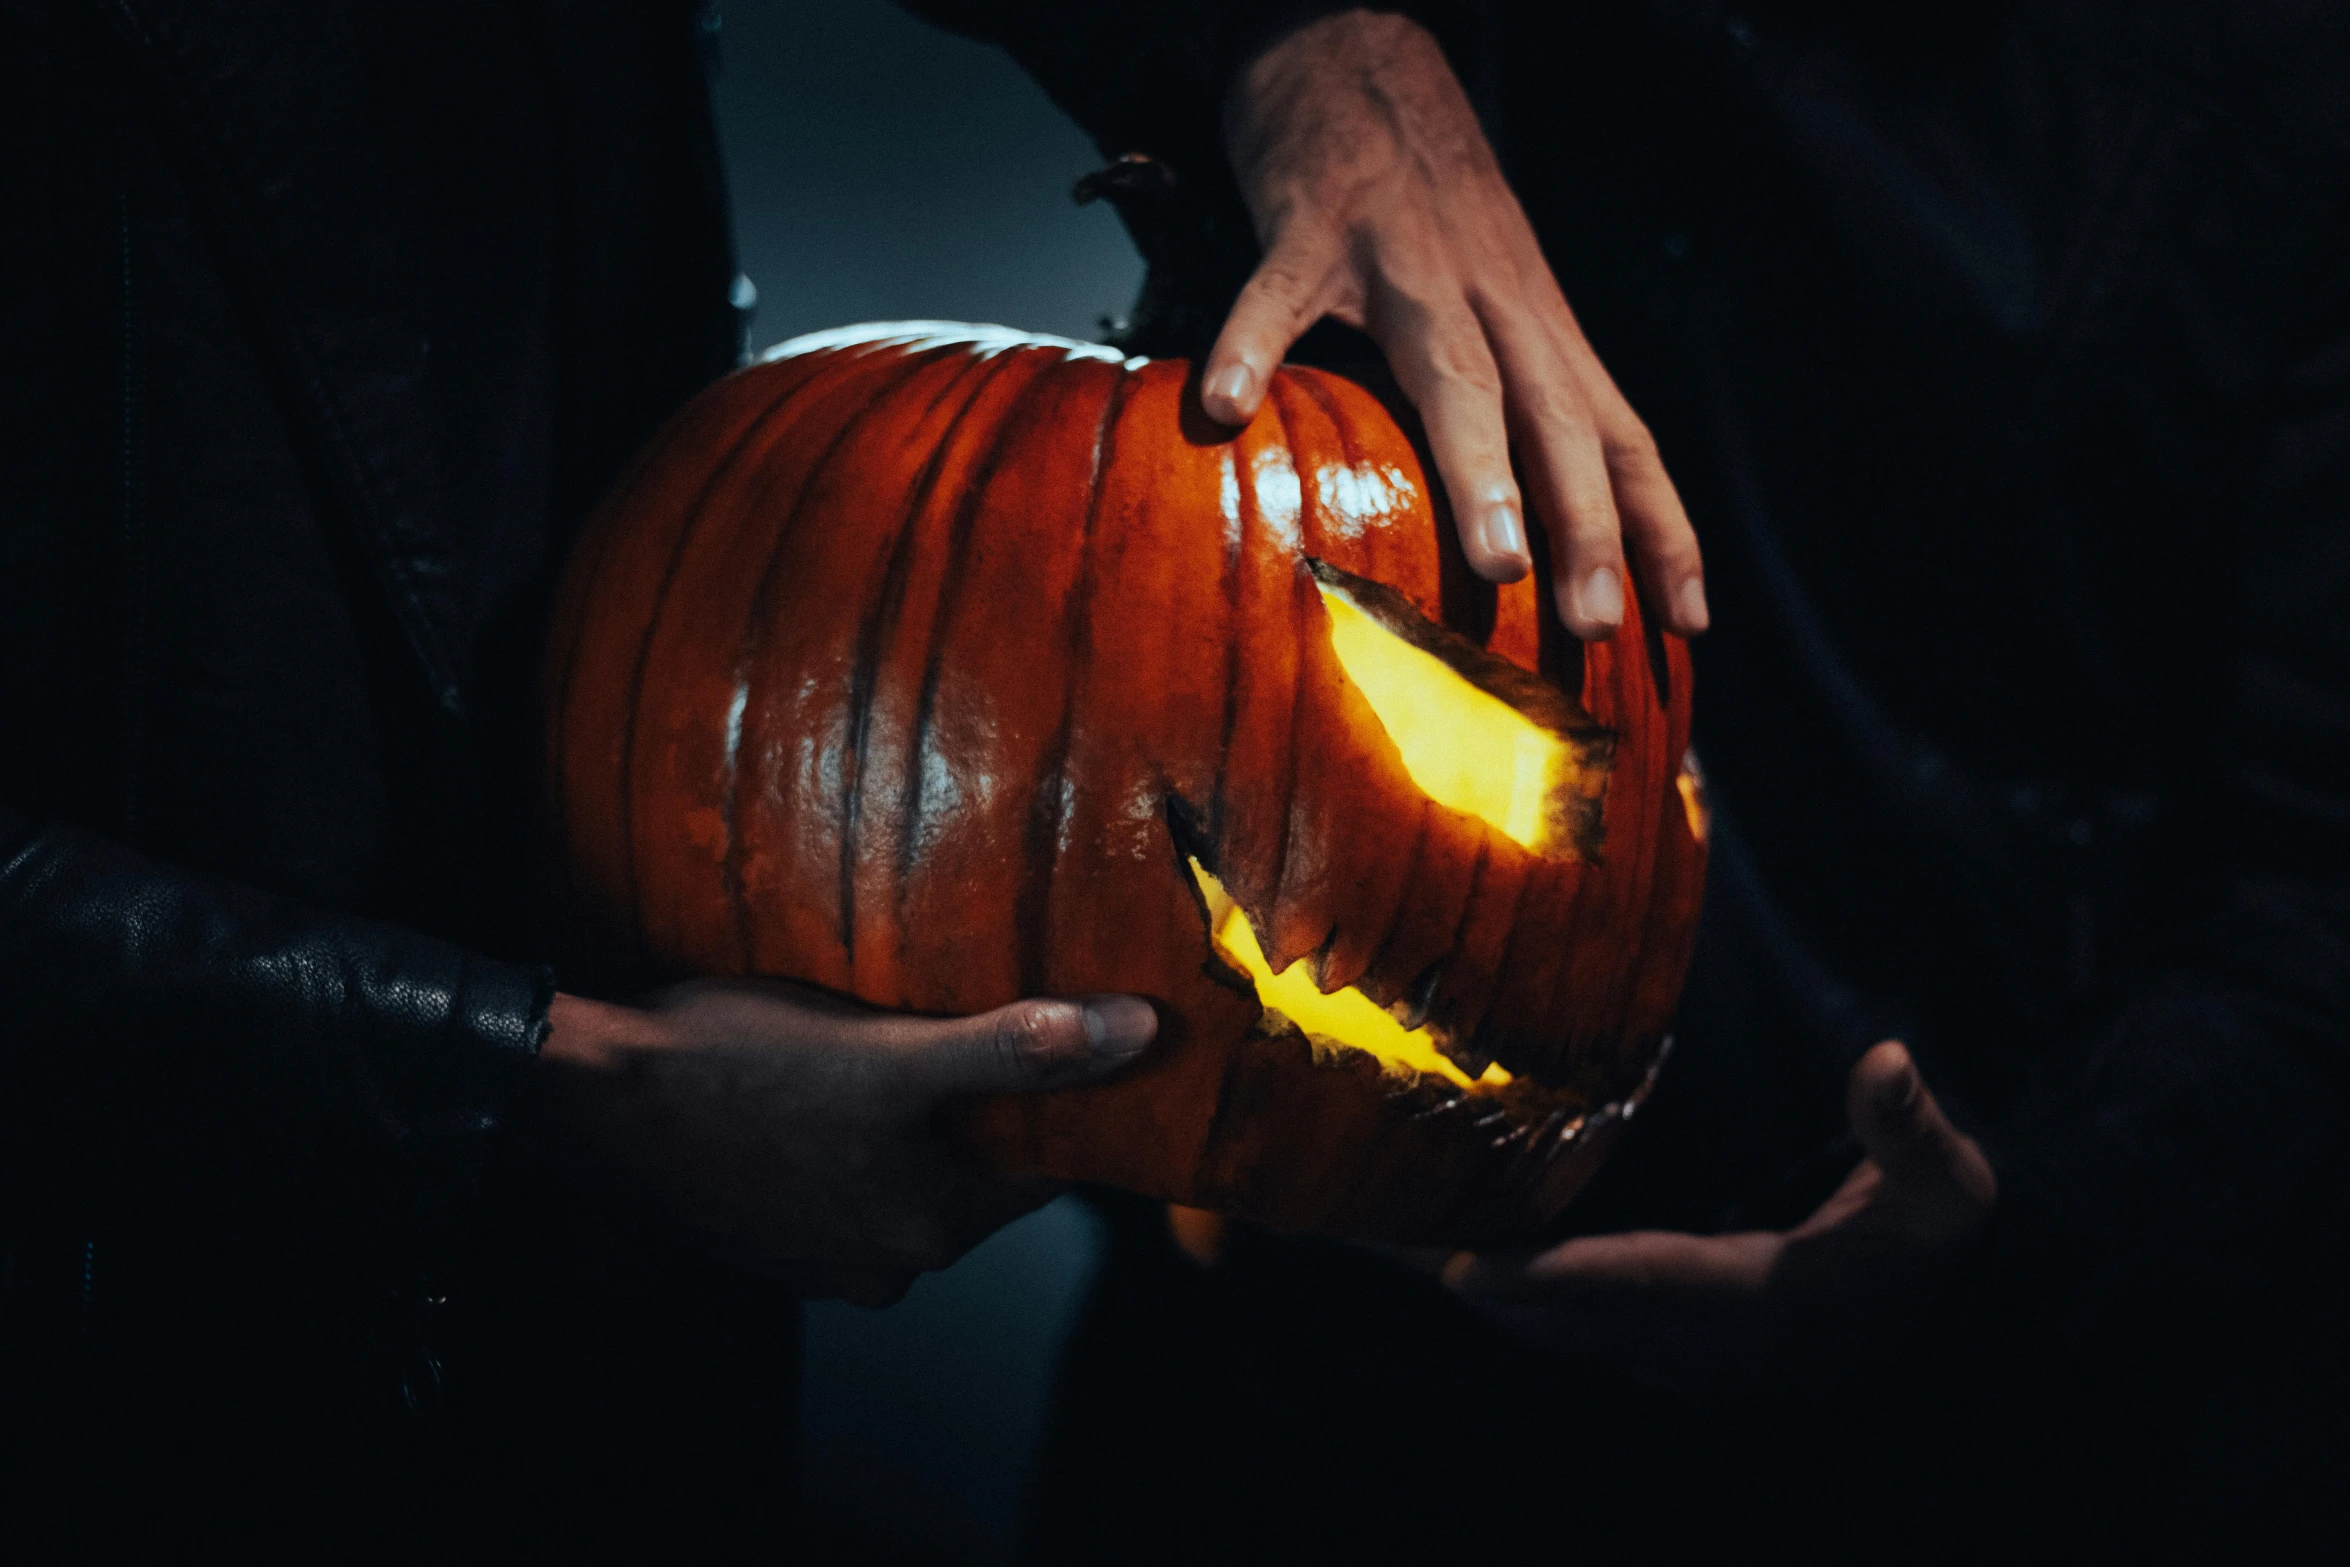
[0,0,779,1556]
[938,0,2350,1555]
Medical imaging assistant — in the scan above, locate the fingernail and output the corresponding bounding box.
[1481,503,1530,577]
[1204,365,1254,420]
[1081,995,1157,1060]
[1884,1058,1921,1115]
[1578,565,1624,631]
[1673,576,1710,633]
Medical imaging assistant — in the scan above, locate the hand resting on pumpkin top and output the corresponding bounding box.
[536,981,1156,1305]
[1205,11,1707,643]
[1443,1042,1997,1393]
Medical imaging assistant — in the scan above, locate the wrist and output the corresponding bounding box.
[542,992,670,1072]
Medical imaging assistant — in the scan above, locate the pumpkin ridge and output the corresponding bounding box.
[1594,748,1694,1085]
[1205,444,1244,850]
[1318,1049,1425,1230]
[1466,852,1550,1078]
[893,348,1065,930]
[718,348,952,969]
[1292,368,1440,627]
[1586,601,1668,1064]
[1288,367,1375,571]
[1188,996,1267,1209]
[838,346,1030,979]
[618,358,864,952]
[1349,777,1429,1009]
[1431,834,1492,1047]
[1257,383,1308,948]
[1013,356,1135,999]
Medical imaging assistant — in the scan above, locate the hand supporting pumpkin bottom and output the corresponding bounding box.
[1442,1042,1997,1395]
[536,981,1156,1305]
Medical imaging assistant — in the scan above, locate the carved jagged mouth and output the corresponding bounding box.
[1187,856,1510,1091]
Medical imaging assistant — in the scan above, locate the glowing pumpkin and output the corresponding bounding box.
[548,323,1705,1246]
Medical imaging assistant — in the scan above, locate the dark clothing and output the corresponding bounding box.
[0,1,769,1556]
[919,0,2350,1557]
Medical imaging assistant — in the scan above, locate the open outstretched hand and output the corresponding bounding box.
[1446,1042,1998,1393]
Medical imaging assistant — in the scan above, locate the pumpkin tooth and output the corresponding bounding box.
[1396,961,1445,1032]
[1190,856,1509,1091]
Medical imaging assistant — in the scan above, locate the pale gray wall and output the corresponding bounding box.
[715,0,1145,354]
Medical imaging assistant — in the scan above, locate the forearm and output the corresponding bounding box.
[0,800,550,1190]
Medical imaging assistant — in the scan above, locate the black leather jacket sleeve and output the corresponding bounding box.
[0,799,550,1211]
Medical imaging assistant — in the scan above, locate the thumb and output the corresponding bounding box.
[889,994,1157,1101]
[1847,1040,1997,1208]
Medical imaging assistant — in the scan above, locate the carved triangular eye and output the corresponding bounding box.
[1308,563,1611,861]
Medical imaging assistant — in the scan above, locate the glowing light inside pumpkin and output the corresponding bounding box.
[1677,749,1711,844]
[1317,584,1568,852]
[1190,859,1509,1090]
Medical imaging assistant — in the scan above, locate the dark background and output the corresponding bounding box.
[709,3,1144,1558]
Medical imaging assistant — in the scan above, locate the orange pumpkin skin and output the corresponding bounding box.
[548,323,1705,1247]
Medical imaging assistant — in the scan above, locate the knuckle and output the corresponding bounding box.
[1511,375,1592,437]
[1606,416,1664,468]
[1248,253,1328,317]
[1554,487,1624,544]
[1642,525,1704,573]
[1416,330,1503,397]
[986,1002,1058,1080]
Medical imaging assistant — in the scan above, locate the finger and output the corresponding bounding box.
[1448,1229,1781,1302]
[1603,417,1708,636]
[1374,285,1533,582]
[1480,312,1627,638]
[887,995,1157,1101]
[1846,1041,1998,1211]
[1202,223,1340,425]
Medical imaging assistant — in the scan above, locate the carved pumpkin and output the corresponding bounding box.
[548,323,1706,1247]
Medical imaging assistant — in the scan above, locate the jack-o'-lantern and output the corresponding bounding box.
[548,323,1706,1247]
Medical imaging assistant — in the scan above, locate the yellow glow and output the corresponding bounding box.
[1677,751,1711,844]
[1191,859,1509,1090]
[1318,584,1567,852]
